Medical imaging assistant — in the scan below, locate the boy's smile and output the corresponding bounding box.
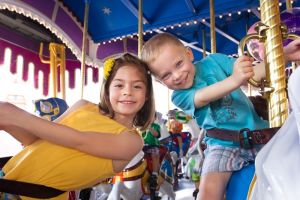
[149,43,195,90]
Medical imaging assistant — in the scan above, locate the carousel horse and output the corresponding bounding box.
[223,94,280,200]
[184,128,205,199]
[160,130,192,191]
[102,145,175,200]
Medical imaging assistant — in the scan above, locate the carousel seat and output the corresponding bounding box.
[0,156,64,198]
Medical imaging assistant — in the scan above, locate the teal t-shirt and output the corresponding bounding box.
[172,53,269,147]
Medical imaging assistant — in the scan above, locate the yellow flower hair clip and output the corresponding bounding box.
[103,58,115,80]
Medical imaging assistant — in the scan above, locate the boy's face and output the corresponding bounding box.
[148,43,195,90]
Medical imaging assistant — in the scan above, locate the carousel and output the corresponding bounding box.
[0,0,300,199]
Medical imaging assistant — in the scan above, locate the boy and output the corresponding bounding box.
[141,32,300,200]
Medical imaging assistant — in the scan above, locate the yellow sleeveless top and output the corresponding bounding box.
[3,103,128,199]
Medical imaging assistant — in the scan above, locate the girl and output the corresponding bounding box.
[0,53,155,199]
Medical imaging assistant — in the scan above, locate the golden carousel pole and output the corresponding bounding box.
[286,0,292,11]
[202,28,207,58]
[209,0,216,53]
[239,0,290,127]
[80,0,90,99]
[286,0,297,71]
[260,0,288,127]
[138,0,143,58]
[39,43,66,100]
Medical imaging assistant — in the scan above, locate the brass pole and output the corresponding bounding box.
[260,0,288,127]
[138,0,143,58]
[245,23,252,96]
[286,0,292,11]
[40,43,66,99]
[49,44,58,98]
[80,1,90,99]
[209,0,216,53]
[202,28,207,58]
[285,0,297,70]
[60,45,66,100]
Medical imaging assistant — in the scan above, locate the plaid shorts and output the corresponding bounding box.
[201,144,262,176]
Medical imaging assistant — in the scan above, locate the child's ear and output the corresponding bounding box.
[185,47,194,62]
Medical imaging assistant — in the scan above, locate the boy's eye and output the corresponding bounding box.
[161,73,171,81]
[176,60,183,68]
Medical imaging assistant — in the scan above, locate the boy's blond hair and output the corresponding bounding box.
[141,33,184,64]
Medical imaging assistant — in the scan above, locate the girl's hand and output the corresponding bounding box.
[232,55,255,85]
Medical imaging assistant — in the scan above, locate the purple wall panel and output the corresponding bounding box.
[97,38,138,59]
[0,38,99,95]
[21,0,55,19]
[56,7,83,49]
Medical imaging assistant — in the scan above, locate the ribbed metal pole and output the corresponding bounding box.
[202,28,207,58]
[286,0,292,11]
[260,0,288,127]
[209,0,216,53]
[60,45,66,100]
[138,0,143,58]
[80,1,90,99]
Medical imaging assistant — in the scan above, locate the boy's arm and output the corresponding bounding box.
[194,56,254,108]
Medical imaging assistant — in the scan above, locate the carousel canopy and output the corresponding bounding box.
[0,0,299,65]
[59,0,300,61]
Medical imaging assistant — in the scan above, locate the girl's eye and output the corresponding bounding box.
[134,84,145,89]
[114,84,123,88]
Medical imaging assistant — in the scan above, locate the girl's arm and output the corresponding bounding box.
[0,101,143,161]
[194,55,254,108]
[0,100,84,146]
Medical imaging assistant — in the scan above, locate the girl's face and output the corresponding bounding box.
[109,65,147,122]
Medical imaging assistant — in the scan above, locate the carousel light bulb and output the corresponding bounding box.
[238,11,241,15]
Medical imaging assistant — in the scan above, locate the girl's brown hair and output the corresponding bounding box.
[99,53,155,130]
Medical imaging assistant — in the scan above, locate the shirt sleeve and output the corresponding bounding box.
[171,89,196,116]
[209,53,236,76]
